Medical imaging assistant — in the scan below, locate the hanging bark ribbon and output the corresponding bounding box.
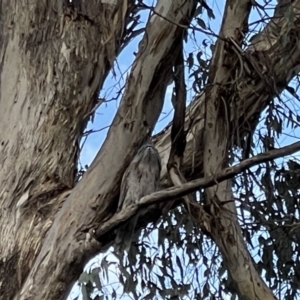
[166,40,193,214]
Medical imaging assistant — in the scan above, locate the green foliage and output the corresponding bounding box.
[71,0,300,299]
[232,95,300,299]
[73,205,229,299]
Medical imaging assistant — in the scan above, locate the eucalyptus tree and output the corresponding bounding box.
[1,0,300,300]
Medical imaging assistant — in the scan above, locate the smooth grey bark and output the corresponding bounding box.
[0,0,300,299]
[2,1,197,299]
[154,1,300,299]
[0,0,134,299]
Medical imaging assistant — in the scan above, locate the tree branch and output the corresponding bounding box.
[156,0,300,186]
[201,0,276,298]
[6,0,300,299]
[16,1,198,299]
[0,1,135,299]
[96,141,300,237]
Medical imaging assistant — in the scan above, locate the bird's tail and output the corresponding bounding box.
[114,214,139,256]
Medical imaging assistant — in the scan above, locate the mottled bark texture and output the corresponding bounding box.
[0,0,197,299]
[0,0,133,299]
[202,0,276,298]
[1,0,300,299]
[155,1,300,299]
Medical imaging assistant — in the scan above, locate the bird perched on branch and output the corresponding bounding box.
[114,142,161,256]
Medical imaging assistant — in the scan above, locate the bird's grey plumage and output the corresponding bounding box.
[114,142,161,256]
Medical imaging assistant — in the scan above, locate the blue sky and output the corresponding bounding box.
[79,0,291,170]
[78,0,226,169]
[70,1,226,298]
[68,0,300,299]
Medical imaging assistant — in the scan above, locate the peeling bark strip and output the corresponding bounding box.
[0,0,134,299]
[166,40,191,213]
[10,1,197,299]
[168,40,187,164]
[1,0,300,299]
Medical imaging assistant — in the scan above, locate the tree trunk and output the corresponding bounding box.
[0,0,133,299]
[155,1,300,298]
[1,0,300,299]
[202,1,276,297]
[0,1,197,299]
